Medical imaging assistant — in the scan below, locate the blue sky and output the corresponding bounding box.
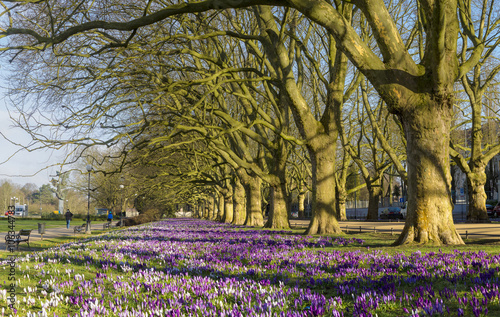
[0,93,65,187]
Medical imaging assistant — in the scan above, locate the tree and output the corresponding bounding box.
[449,0,500,222]
[2,0,498,244]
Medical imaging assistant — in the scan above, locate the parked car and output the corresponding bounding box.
[491,202,500,218]
[291,211,298,218]
[380,207,404,220]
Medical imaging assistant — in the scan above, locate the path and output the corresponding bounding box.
[290,219,500,240]
[0,221,119,251]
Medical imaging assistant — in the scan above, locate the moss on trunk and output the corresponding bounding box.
[366,181,382,221]
[306,140,342,234]
[395,104,463,245]
[265,184,290,229]
[467,169,490,222]
[222,195,234,223]
[232,178,246,225]
[244,176,264,227]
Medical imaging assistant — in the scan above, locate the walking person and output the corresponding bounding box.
[107,211,113,224]
[65,209,73,229]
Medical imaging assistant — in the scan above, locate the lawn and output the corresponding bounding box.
[0,218,77,233]
[1,219,500,316]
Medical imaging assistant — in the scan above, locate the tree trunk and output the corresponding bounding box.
[395,105,464,245]
[217,193,224,221]
[467,168,490,222]
[244,176,264,227]
[306,138,342,234]
[298,192,305,218]
[366,181,382,221]
[335,185,347,221]
[232,178,246,225]
[207,197,215,220]
[222,194,234,223]
[265,183,290,229]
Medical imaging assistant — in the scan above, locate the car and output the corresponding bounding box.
[291,211,298,218]
[380,207,404,220]
[490,202,500,218]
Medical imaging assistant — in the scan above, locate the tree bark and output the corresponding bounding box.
[244,176,264,227]
[395,105,464,245]
[265,183,290,229]
[216,193,224,221]
[335,185,347,221]
[366,181,382,221]
[306,137,342,234]
[467,168,490,222]
[232,177,246,225]
[222,194,234,223]
[298,192,305,218]
[207,197,215,220]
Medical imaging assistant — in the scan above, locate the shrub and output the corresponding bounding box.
[41,213,64,220]
[122,207,161,226]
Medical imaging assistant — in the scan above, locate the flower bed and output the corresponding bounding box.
[1,219,500,316]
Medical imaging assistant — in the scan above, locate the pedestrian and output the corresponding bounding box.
[65,209,73,229]
[107,211,113,224]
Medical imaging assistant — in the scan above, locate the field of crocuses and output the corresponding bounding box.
[2,219,500,316]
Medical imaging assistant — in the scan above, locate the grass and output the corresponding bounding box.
[2,219,500,316]
[0,218,73,232]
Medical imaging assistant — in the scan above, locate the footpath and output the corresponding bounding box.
[291,219,500,240]
[0,221,119,252]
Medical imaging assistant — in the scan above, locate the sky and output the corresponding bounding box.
[0,97,66,188]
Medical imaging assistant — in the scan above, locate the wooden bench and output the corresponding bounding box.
[5,229,32,251]
[73,223,87,234]
[103,222,110,230]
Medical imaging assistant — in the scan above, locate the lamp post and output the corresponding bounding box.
[85,164,93,234]
[119,184,124,227]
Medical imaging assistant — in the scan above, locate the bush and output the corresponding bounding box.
[41,213,64,220]
[122,207,161,227]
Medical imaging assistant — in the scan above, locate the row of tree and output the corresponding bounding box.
[0,0,499,245]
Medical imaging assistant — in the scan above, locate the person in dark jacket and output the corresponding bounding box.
[65,209,73,229]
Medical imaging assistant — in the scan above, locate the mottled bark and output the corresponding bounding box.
[222,194,234,223]
[207,197,215,220]
[244,176,264,227]
[366,181,382,221]
[306,138,342,234]
[265,184,290,229]
[467,168,490,222]
[298,192,305,218]
[395,105,463,245]
[216,193,224,221]
[335,185,347,221]
[232,178,246,225]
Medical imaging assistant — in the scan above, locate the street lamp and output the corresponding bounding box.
[119,184,124,226]
[85,164,93,234]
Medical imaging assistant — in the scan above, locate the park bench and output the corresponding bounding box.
[5,229,32,251]
[73,223,87,234]
[103,222,110,230]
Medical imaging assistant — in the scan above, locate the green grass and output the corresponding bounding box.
[2,221,500,316]
[0,218,74,232]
